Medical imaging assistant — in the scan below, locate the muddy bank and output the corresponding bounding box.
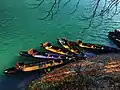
[26,53,120,90]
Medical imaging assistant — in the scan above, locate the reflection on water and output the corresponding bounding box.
[0,71,42,90]
[0,56,43,90]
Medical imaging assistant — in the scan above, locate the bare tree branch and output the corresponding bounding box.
[0,8,15,28]
[39,0,57,20]
[26,0,45,9]
[70,0,80,14]
[53,0,62,15]
[63,0,71,7]
[26,0,120,28]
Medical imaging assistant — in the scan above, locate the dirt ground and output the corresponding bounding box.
[27,53,120,90]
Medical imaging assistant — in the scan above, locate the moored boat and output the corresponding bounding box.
[108,29,120,48]
[75,39,120,53]
[57,38,81,54]
[4,59,68,74]
[40,42,73,55]
[19,48,70,60]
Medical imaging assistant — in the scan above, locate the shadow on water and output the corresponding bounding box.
[0,56,45,90]
[0,69,44,90]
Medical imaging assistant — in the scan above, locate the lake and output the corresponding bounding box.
[0,0,120,90]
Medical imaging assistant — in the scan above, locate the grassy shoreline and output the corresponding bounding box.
[26,53,120,90]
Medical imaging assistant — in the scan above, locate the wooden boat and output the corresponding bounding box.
[4,59,69,74]
[41,42,73,55]
[109,30,120,48]
[19,48,69,60]
[76,39,120,53]
[57,38,80,54]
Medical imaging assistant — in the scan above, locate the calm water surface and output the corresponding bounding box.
[0,0,120,90]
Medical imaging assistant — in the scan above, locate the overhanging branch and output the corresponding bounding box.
[26,0,120,28]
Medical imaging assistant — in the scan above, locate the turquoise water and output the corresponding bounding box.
[0,0,120,90]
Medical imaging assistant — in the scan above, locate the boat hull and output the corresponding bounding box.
[109,32,120,48]
[19,51,69,60]
[76,40,120,54]
[57,38,80,54]
[4,59,71,75]
[41,42,73,55]
[4,67,21,74]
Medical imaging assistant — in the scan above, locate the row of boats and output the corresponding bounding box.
[4,31,120,74]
